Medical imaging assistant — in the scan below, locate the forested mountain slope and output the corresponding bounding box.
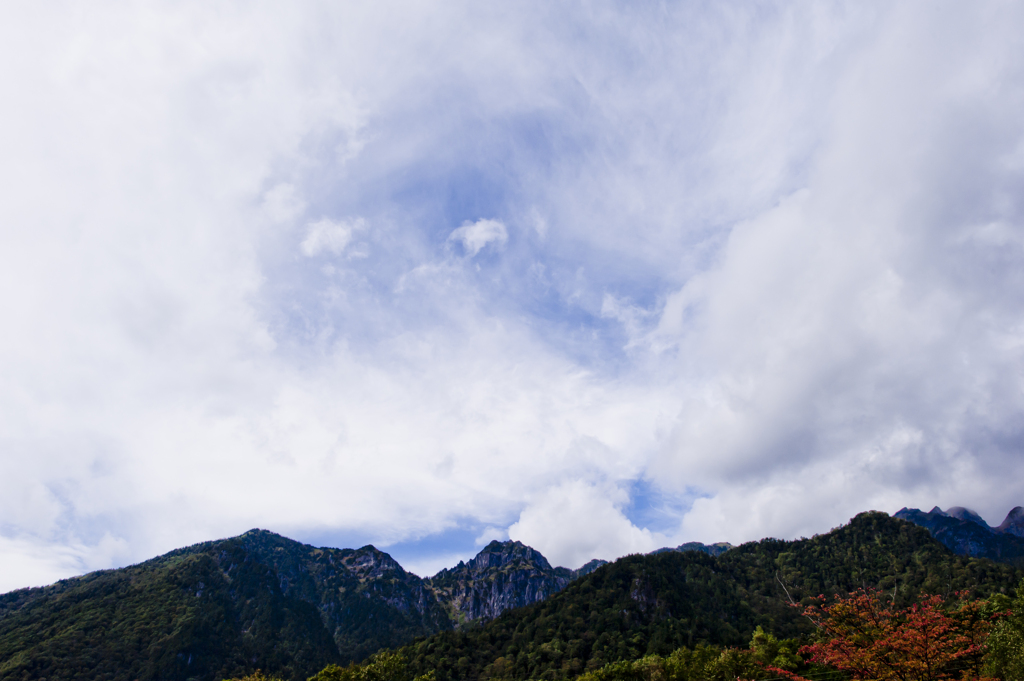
[0,531,343,681]
[401,512,1022,681]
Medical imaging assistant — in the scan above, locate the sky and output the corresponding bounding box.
[2,1,1024,592]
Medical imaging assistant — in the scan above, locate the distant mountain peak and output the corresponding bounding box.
[573,558,609,578]
[467,539,552,571]
[944,506,991,528]
[650,541,734,557]
[998,506,1024,537]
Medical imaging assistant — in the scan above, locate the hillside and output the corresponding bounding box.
[400,512,1022,681]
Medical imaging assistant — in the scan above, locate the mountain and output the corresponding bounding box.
[651,541,734,557]
[572,558,610,578]
[0,532,591,681]
[401,512,1022,681]
[945,506,992,528]
[3,511,1021,681]
[894,505,1024,566]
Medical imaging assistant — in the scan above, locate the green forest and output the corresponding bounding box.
[293,578,1024,681]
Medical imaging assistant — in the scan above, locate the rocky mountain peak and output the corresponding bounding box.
[425,541,573,625]
[998,506,1024,537]
[468,540,553,572]
[341,545,405,579]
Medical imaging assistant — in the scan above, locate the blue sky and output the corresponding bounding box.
[3,1,1024,590]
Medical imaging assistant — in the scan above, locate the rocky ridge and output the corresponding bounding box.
[214,532,608,649]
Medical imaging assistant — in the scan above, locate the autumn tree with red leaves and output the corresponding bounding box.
[766,589,999,681]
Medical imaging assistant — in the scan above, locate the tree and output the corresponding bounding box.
[309,651,435,681]
[748,626,801,673]
[224,672,285,681]
[984,578,1024,679]
[773,589,998,681]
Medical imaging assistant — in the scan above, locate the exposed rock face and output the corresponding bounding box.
[894,506,1024,566]
[425,540,576,625]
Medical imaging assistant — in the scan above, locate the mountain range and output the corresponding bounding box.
[1,508,1022,681]
[0,531,602,680]
[894,505,1024,566]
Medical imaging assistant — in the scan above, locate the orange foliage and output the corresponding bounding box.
[770,590,999,681]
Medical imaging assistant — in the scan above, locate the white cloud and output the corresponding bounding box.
[263,183,306,225]
[300,217,364,257]
[0,533,130,593]
[401,552,478,579]
[448,219,508,257]
[475,525,509,545]
[509,480,664,569]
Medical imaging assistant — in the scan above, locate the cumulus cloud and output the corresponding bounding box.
[2,0,1024,592]
[509,480,664,569]
[475,526,509,545]
[448,218,508,257]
